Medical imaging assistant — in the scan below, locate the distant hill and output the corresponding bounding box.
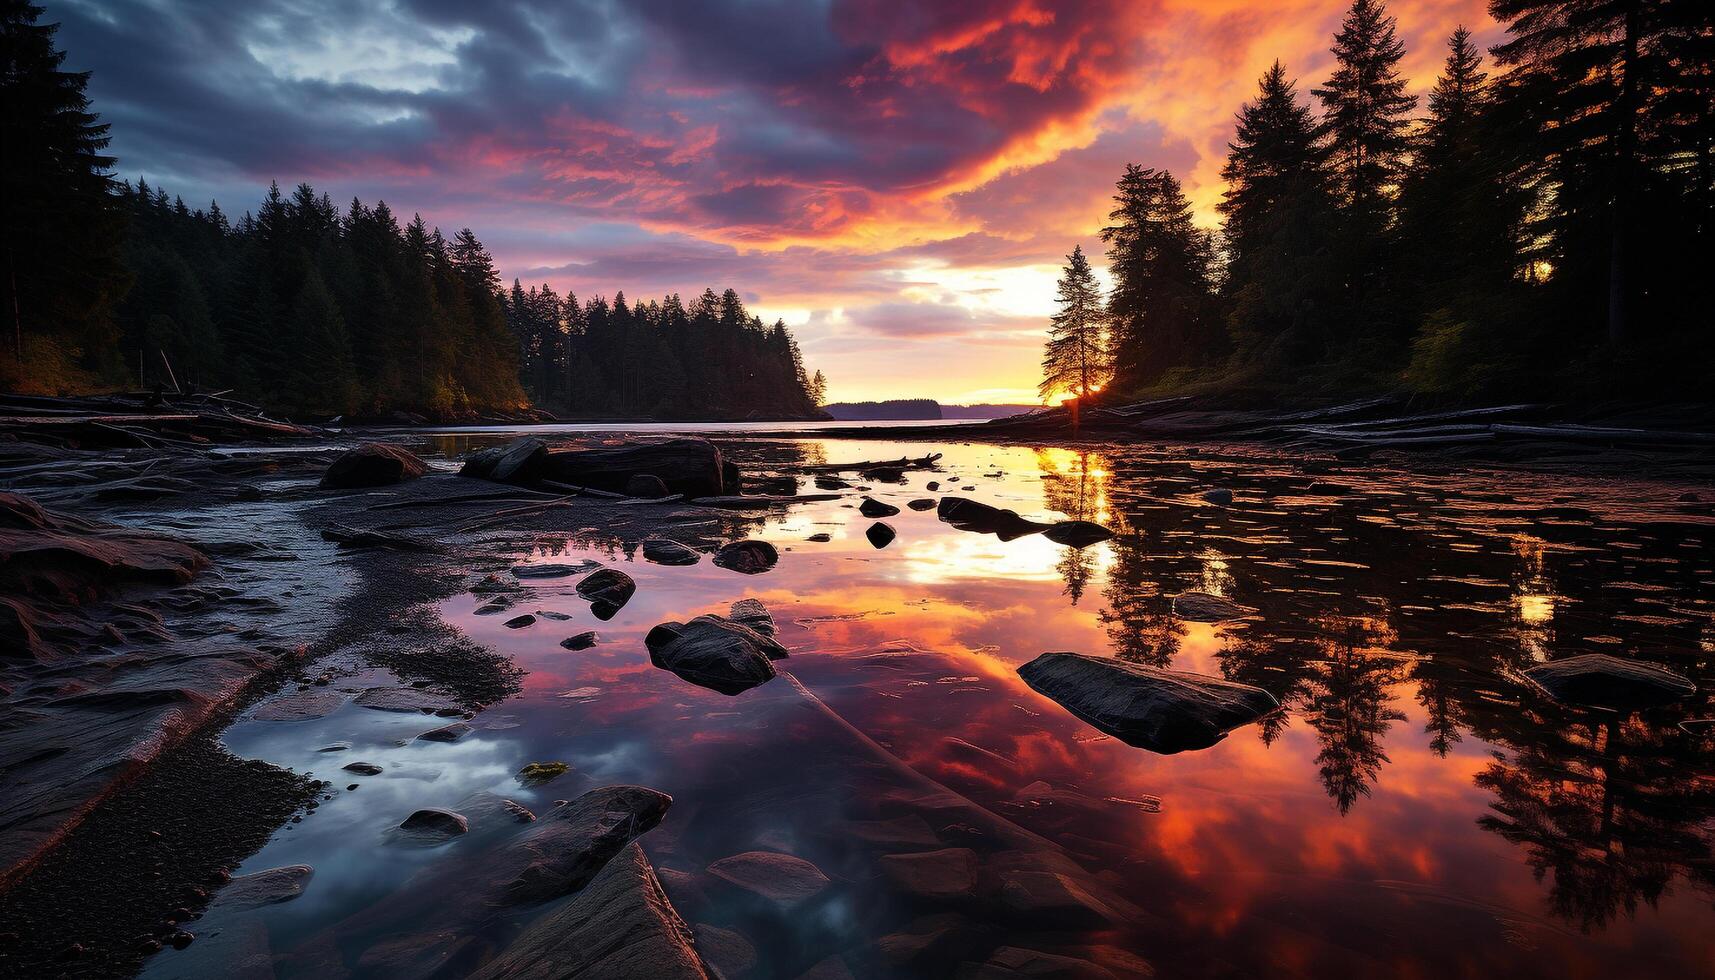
[822,399,1036,421]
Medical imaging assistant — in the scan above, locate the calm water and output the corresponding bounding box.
[150,437,1715,979]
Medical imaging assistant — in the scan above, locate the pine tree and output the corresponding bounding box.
[1,0,129,381]
[1220,62,1325,270]
[286,269,357,415]
[1313,0,1417,213]
[1102,166,1216,390]
[1039,245,1108,403]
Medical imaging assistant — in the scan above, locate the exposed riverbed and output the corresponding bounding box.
[6,431,1714,978]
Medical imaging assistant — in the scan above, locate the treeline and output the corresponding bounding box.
[1044,0,1714,405]
[500,281,826,419]
[114,179,526,417]
[1,2,825,419]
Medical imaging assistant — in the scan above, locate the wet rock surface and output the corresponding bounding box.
[860,496,900,518]
[937,497,1049,541]
[1042,520,1114,548]
[646,614,788,695]
[319,443,427,490]
[1170,591,1256,622]
[644,537,701,565]
[544,438,730,497]
[398,807,469,842]
[1019,653,1279,754]
[575,567,636,617]
[706,850,831,907]
[1524,654,1696,709]
[713,539,779,574]
[867,521,898,548]
[218,864,315,911]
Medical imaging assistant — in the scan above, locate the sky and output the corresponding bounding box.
[52,0,1498,404]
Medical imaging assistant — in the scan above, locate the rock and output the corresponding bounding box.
[1678,491,1701,503]
[880,847,979,900]
[997,872,1128,927]
[1200,488,1233,505]
[502,786,674,905]
[729,598,777,637]
[908,498,937,511]
[471,573,518,594]
[864,466,907,482]
[796,956,858,980]
[342,762,383,776]
[1170,591,1255,622]
[536,609,573,621]
[417,722,472,742]
[503,614,537,629]
[1524,654,1696,709]
[220,865,314,910]
[320,443,427,490]
[806,533,832,543]
[1042,521,1114,548]
[867,522,898,548]
[713,540,779,574]
[955,946,1123,980]
[625,474,671,498]
[517,761,570,785]
[937,497,1049,541]
[814,475,850,490]
[317,741,352,752]
[251,688,346,722]
[1018,652,1279,754]
[475,596,517,616]
[576,568,636,618]
[512,561,601,579]
[467,843,709,980]
[694,923,757,977]
[559,631,599,651]
[646,615,787,695]
[860,496,900,518]
[355,686,455,713]
[876,914,987,966]
[460,437,549,485]
[706,851,830,907]
[543,438,727,497]
[843,814,942,849]
[399,808,469,841]
[643,538,701,566]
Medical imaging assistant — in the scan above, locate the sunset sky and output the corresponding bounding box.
[54,0,1497,404]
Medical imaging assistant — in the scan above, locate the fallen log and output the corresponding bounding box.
[797,453,942,473]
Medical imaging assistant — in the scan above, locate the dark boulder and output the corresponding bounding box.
[814,475,850,491]
[937,497,1049,541]
[342,762,383,776]
[1524,654,1696,709]
[1043,520,1114,548]
[576,568,636,619]
[642,538,700,566]
[417,722,472,742]
[860,496,900,518]
[559,631,599,651]
[503,614,536,629]
[1201,488,1233,505]
[543,438,727,497]
[1018,652,1278,754]
[646,615,788,695]
[399,808,469,841]
[729,598,777,637]
[867,522,897,548]
[907,498,937,511]
[320,443,427,490]
[713,540,778,574]
[460,437,548,485]
[806,533,832,543]
[1171,591,1255,622]
[625,474,671,498]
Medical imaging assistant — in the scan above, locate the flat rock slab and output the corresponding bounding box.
[460,437,549,485]
[1524,653,1696,709]
[707,850,831,907]
[468,842,709,980]
[1170,591,1256,623]
[353,687,455,714]
[220,865,315,911]
[251,689,347,722]
[512,561,601,579]
[643,538,701,566]
[879,847,979,900]
[1019,652,1278,754]
[646,615,788,695]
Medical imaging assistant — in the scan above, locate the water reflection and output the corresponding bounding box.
[156,436,1715,979]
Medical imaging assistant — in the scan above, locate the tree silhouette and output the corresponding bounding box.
[1039,244,1108,404]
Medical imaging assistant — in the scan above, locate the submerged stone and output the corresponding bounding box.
[1524,653,1695,709]
[642,538,700,566]
[937,497,1049,541]
[706,850,830,907]
[1042,520,1114,548]
[559,631,599,651]
[1171,591,1256,623]
[399,808,468,841]
[576,568,636,617]
[1018,652,1278,754]
[713,540,779,574]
